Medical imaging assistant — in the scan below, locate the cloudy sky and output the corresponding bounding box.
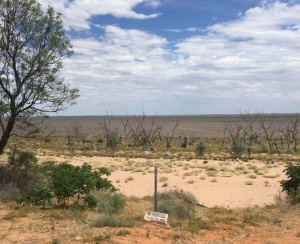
[38,0,300,115]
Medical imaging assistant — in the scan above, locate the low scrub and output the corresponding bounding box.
[90,214,136,227]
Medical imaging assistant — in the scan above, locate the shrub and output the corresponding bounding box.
[95,192,126,214]
[18,185,52,207]
[41,162,115,205]
[107,132,118,150]
[158,200,195,219]
[90,214,136,227]
[0,184,20,202]
[280,163,300,204]
[196,139,206,156]
[232,137,244,158]
[158,189,199,205]
[84,194,98,208]
[106,193,126,214]
[0,150,40,188]
[180,137,188,148]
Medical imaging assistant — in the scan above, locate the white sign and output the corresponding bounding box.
[144,211,168,224]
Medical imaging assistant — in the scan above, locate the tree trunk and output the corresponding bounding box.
[0,116,16,154]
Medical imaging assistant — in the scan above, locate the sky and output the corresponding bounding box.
[38,0,300,116]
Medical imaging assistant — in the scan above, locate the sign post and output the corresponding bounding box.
[154,165,158,212]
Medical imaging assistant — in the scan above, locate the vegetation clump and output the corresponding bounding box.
[281,163,300,204]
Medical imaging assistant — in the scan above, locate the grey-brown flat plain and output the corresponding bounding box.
[45,113,299,138]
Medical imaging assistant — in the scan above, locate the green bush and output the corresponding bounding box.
[0,150,40,188]
[280,163,300,204]
[40,162,115,205]
[106,193,126,214]
[196,139,206,156]
[158,200,195,219]
[107,132,118,150]
[157,189,199,205]
[84,194,98,208]
[18,185,52,207]
[95,192,126,214]
[232,137,244,158]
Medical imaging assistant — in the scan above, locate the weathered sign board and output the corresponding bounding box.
[144,211,168,224]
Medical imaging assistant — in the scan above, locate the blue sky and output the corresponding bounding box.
[38,0,300,115]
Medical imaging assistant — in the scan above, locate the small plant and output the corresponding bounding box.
[159,176,168,182]
[158,201,195,220]
[280,163,300,204]
[94,234,111,243]
[187,179,194,184]
[107,132,118,150]
[245,180,254,185]
[125,176,134,182]
[84,194,98,208]
[161,182,168,187]
[116,229,130,236]
[157,189,198,204]
[106,193,126,214]
[90,214,136,227]
[232,137,244,158]
[51,238,60,244]
[18,185,52,207]
[195,139,206,156]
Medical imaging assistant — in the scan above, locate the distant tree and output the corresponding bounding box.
[0,0,79,154]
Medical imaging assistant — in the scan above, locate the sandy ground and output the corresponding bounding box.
[38,156,287,208]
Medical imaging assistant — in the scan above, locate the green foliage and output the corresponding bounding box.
[41,162,115,205]
[94,191,126,214]
[158,200,195,219]
[0,0,79,154]
[157,189,199,205]
[107,132,118,150]
[196,139,206,156]
[18,185,52,207]
[232,137,244,158]
[106,193,126,214]
[281,163,300,204]
[0,150,40,188]
[181,137,188,148]
[84,194,98,208]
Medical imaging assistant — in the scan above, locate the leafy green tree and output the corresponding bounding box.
[0,0,79,154]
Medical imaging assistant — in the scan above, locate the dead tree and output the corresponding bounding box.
[257,114,279,153]
[130,113,161,151]
[278,116,300,153]
[121,113,131,148]
[160,120,179,150]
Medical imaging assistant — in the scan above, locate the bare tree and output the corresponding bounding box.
[130,113,161,151]
[278,116,300,153]
[257,114,279,153]
[160,120,179,150]
[121,113,131,148]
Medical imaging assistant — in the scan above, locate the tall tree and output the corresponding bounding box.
[0,0,79,153]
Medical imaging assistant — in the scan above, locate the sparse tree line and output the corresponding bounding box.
[63,113,183,152]
[221,112,300,157]
[61,112,300,158]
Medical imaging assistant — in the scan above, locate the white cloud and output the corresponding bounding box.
[58,1,300,114]
[38,0,160,30]
[145,0,161,8]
